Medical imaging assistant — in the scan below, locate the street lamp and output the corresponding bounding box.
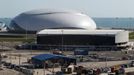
[61,29,64,51]
[19,54,21,66]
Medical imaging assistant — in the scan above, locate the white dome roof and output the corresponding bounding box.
[9,9,96,32]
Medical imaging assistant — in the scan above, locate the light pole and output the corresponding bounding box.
[61,29,64,51]
[129,17,133,31]
[19,54,21,66]
[25,24,28,41]
[105,56,107,67]
[116,17,118,29]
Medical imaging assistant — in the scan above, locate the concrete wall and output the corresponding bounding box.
[115,31,129,43]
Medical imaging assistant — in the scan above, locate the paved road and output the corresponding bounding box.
[77,60,133,68]
[0,68,24,75]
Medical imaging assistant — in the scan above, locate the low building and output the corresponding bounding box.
[31,54,76,68]
[37,29,129,50]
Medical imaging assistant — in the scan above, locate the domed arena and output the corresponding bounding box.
[9,9,96,33]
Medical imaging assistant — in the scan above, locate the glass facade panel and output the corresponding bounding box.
[37,35,115,46]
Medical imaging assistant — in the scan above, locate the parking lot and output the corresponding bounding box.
[0,49,134,75]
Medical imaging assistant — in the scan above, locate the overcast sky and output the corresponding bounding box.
[0,0,134,17]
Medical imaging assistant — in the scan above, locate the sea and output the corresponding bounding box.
[0,18,134,29]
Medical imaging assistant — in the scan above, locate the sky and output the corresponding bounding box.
[0,0,134,17]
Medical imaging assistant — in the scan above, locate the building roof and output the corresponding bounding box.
[32,54,76,61]
[22,9,80,15]
[9,9,96,32]
[37,29,126,35]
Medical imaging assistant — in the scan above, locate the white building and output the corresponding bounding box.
[37,29,129,50]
